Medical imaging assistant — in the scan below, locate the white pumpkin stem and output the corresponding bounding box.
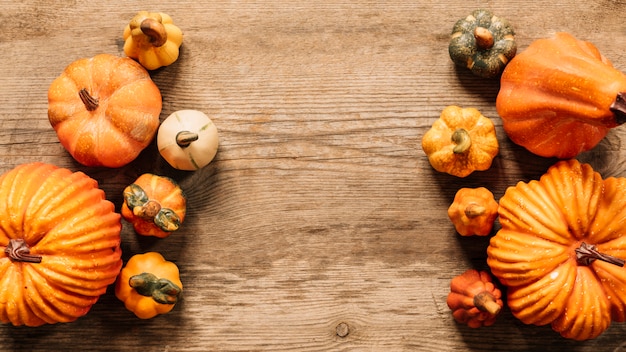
[176,131,199,148]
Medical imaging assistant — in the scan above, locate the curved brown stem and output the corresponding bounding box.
[575,242,625,267]
[79,88,99,111]
[5,239,42,263]
[140,18,168,47]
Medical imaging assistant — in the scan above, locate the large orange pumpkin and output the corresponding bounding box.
[48,53,162,168]
[487,159,626,340]
[0,163,123,326]
[496,32,626,159]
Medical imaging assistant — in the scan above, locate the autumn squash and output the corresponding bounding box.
[121,174,187,238]
[496,32,626,159]
[487,159,626,340]
[0,163,122,326]
[449,9,517,78]
[48,53,162,168]
[157,110,220,170]
[115,252,183,319]
[123,11,184,70]
[448,187,498,236]
[447,269,503,328]
[422,105,499,177]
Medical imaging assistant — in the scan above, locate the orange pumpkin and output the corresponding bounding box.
[487,159,626,340]
[115,252,183,319]
[447,269,503,328]
[448,187,498,236]
[48,53,162,168]
[121,174,186,238]
[0,163,122,326]
[496,32,626,159]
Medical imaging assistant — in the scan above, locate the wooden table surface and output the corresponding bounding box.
[2,0,626,351]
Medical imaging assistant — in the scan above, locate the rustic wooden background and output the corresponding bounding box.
[2,0,626,351]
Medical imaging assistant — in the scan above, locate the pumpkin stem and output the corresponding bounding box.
[4,238,42,263]
[129,272,182,305]
[473,291,501,316]
[133,200,162,220]
[140,18,168,47]
[474,27,494,50]
[464,203,486,218]
[575,242,625,267]
[175,131,199,148]
[78,88,99,111]
[451,128,472,154]
[610,92,626,125]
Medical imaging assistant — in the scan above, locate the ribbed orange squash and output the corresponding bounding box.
[487,159,626,340]
[496,32,626,158]
[48,53,162,168]
[0,163,122,326]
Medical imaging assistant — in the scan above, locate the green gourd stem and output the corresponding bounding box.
[140,18,168,47]
[451,128,472,154]
[473,291,501,316]
[4,239,42,263]
[610,92,626,125]
[175,131,199,148]
[129,272,182,304]
[155,208,182,232]
[575,242,625,267]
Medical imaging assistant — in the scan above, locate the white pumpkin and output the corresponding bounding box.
[157,110,219,170]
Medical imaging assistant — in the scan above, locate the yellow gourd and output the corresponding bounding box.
[422,106,499,177]
[123,11,183,70]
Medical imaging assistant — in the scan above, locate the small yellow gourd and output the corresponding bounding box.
[157,110,219,171]
[123,11,183,70]
[422,106,499,177]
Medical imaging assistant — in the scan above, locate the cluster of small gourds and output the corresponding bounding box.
[0,11,221,326]
[425,9,626,341]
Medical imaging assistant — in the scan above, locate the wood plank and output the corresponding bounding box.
[1,0,626,351]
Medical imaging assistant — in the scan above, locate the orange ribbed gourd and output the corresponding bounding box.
[487,159,626,340]
[0,163,122,326]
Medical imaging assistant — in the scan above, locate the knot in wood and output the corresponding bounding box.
[336,322,350,338]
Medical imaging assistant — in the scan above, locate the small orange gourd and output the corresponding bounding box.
[121,174,187,238]
[496,32,626,158]
[0,163,122,326]
[487,159,626,340]
[447,269,503,328]
[448,187,498,236]
[115,252,183,319]
[422,105,499,177]
[48,53,162,168]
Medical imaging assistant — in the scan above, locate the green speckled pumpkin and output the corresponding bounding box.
[448,9,516,78]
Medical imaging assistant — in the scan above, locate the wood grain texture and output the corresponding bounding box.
[2,0,626,351]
